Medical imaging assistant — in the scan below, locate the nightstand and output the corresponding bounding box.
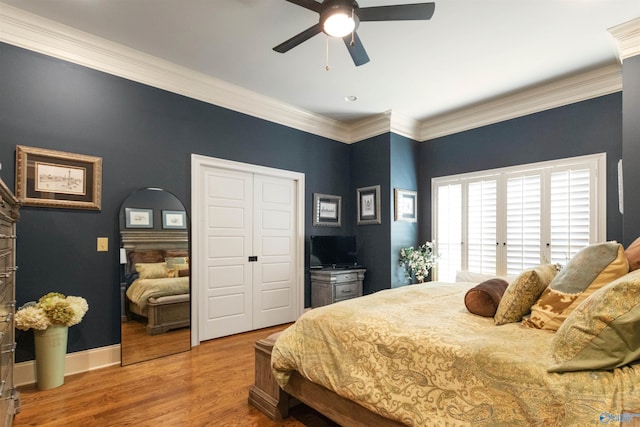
[310,268,366,308]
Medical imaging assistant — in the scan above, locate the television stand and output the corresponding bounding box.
[310,268,366,308]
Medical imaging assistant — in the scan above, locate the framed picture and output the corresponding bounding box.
[394,189,417,222]
[357,185,381,225]
[15,145,102,210]
[125,208,153,228]
[313,193,341,227]
[162,210,187,229]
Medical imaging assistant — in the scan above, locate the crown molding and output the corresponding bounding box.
[419,64,622,141]
[0,3,351,143]
[609,17,640,60]
[0,3,630,145]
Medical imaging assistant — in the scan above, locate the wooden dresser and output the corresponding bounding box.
[0,179,20,425]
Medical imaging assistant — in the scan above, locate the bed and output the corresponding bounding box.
[121,230,190,335]
[251,241,640,426]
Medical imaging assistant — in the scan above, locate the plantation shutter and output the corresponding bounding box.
[434,183,462,282]
[431,154,604,281]
[467,179,497,275]
[506,174,541,275]
[549,167,591,264]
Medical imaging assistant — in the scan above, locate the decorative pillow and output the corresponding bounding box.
[178,268,190,278]
[625,236,640,271]
[523,242,629,331]
[128,250,165,265]
[135,262,168,279]
[165,256,189,268]
[494,264,559,325]
[464,278,509,317]
[548,269,640,372]
[164,250,189,258]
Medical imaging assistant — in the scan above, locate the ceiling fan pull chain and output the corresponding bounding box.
[325,37,330,71]
[350,8,355,46]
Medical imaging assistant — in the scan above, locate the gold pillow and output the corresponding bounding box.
[494,264,559,325]
[523,242,629,331]
[549,269,640,372]
[135,262,168,279]
[625,236,640,271]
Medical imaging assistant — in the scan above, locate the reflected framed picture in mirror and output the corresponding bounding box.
[125,208,153,228]
[162,210,186,229]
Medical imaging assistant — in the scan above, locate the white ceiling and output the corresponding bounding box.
[2,0,639,127]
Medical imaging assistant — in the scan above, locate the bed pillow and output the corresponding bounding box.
[136,262,168,279]
[494,264,559,325]
[625,236,640,271]
[128,250,165,265]
[166,256,189,268]
[548,269,640,372]
[523,242,629,331]
[464,278,509,317]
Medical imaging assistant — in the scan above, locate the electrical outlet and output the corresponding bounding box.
[97,237,108,252]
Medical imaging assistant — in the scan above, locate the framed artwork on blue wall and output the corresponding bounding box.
[313,193,341,227]
[394,189,417,222]
[15,145,102,210]
[357,185,381,225]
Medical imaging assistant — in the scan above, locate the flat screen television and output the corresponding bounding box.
[309,235,358,269]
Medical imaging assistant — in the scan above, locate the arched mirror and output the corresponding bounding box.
[119,188,190,366]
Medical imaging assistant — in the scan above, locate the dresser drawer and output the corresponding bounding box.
[334,282,358,300]
[334,272,357,283]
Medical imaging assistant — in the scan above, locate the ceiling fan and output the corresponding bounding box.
[273,0,436,66]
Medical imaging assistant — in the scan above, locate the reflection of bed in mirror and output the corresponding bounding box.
[121,230,190,335]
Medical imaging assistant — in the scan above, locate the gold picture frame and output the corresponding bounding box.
[15,145,102,210]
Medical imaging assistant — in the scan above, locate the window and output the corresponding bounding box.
[432,154,605,281]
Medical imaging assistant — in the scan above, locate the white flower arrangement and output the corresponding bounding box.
[15,292,89,331]
[399,241,438,283]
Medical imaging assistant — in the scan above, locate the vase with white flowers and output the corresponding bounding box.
[399,241,438,283]
[15,292,89,390]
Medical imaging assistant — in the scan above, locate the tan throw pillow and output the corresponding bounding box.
[625,236,640,271]
[494,264,559,325]
[548,269,640,372]
[464,278,509,317]
[523,242,629,331]
[135,262,168,279]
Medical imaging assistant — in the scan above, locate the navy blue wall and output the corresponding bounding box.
[0,43,351,362]
[622,55,640,247]
[350,135,392,294]
[0,40,629,363]
[419,93,624,245]
[390,134,419,287]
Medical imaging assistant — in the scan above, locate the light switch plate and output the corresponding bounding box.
[97,237,108,252]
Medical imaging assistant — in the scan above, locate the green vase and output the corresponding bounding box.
[34,325,68,390]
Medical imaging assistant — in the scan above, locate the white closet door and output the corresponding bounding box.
[253,174,296,328]
[200,167,253,340]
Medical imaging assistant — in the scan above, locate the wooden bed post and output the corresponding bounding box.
[248,332,294,420]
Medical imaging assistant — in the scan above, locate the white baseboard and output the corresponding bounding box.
[14,345,121,387]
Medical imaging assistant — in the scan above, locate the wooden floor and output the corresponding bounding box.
[13,325,339,427]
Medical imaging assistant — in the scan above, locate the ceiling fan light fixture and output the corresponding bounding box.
[323,12,355,37]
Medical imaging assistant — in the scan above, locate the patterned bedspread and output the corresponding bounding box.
[125,277,189,309]
[271,281,640,426]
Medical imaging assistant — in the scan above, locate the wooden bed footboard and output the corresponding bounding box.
[249,332,405,427]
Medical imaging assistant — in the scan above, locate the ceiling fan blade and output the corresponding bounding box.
[273,23,323,53]
[343,32,370,66]
[358,3,435,21]
[284,0,322,13]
